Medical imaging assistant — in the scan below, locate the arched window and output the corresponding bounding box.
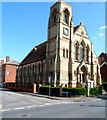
[63,8,69,24]
[63,49,65,57]
[86,45,89,62]
[54,14,57,24]
[75,42,79,60]
[51,8,57,25]
[80,41,85,60]
[66,49,68,58]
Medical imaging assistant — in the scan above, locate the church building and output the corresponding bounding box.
[16,1,101,89]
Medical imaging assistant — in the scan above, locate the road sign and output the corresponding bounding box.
[48,76,51,83]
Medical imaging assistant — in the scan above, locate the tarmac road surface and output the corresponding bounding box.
[1,88,106,118]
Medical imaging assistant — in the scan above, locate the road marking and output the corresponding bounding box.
[71,101,84,103]
[39,104,47,107]
[1,109,11,112]
[13,107,25,110]
[92,99,101,102]
[1,101,77,112]
[62,102,71,104]
[44,103,51,105]
[26,106,37,108]
[31,100,41,104]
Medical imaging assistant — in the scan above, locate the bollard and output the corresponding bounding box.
[33,84,36,93]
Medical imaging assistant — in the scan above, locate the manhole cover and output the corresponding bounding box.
[18,114,30,118]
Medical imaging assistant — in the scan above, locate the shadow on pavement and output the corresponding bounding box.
[1,88,31,93]
[96,95,107,100]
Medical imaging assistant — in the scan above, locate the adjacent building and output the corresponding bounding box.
[98,52,107,83]
[1,56,19,87]
[16,1,101,90]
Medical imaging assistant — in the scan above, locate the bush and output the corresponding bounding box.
[39,86,60,96]
[89,87,102,96]
[62,87,86,96]
[102,82,107,92]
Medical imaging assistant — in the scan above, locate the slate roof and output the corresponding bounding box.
[19,24,85,66]
[5,60,20,66]
[99,52,107,57]
[74,25,79,33]
[19,41,46,66]
[100,62,107,68]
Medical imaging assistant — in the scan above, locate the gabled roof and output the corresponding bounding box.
[100,62,107,68]
[6,60,20,66]
[99,52,107,57]
[19,42,46,66]
[74,25,79,33]
[73,23,89,39]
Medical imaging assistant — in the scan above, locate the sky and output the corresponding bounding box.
[2,1,105,62]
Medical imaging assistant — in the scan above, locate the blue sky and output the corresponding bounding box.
[2,2,105,62]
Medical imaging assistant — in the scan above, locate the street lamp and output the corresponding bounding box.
[85,80,89,97]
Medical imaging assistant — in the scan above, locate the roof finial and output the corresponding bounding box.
[58,0,62,2]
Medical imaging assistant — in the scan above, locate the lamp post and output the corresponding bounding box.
[86,80,89,97]
[48,76,51,96]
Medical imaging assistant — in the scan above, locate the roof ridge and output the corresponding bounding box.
[100,62,107,68]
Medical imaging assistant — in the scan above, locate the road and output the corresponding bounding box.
[1,88,106,118]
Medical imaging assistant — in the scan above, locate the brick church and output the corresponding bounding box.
[16,1,101,89]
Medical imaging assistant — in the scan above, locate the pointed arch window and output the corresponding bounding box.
[64,14,68,24]
[75,42,79,60]
[54,14,57,24]
[86,46,89,62]
[63,8,69,25]
[66,49,68,58]
[51,8,57,25]
[63,49,65,57]
[80,41,85,60]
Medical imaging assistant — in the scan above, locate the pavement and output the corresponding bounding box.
[26,93,107,102]
[4,88,107,103]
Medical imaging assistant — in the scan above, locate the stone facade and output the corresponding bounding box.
[16,1,101,89]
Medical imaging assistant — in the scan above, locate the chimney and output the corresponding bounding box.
[1,59,4,65]
[6,56,10,63]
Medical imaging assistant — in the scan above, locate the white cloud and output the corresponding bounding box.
[98,33,105,37]
[99,25,107,29]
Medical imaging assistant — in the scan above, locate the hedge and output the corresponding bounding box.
[40,86,87,96]
[39,86,60,96]
[89,87,102,96]
[102,82,107,92]
[39,86,103,96]
[62,87,86,96]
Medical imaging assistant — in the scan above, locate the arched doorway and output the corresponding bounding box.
[81,65,87,84]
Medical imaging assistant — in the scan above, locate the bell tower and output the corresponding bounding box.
[48,0,72,39]
[46,0,73,87]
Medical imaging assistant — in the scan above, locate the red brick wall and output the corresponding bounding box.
[100,65,107,82]
[4,64,17,83]
[98,53,107,65]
